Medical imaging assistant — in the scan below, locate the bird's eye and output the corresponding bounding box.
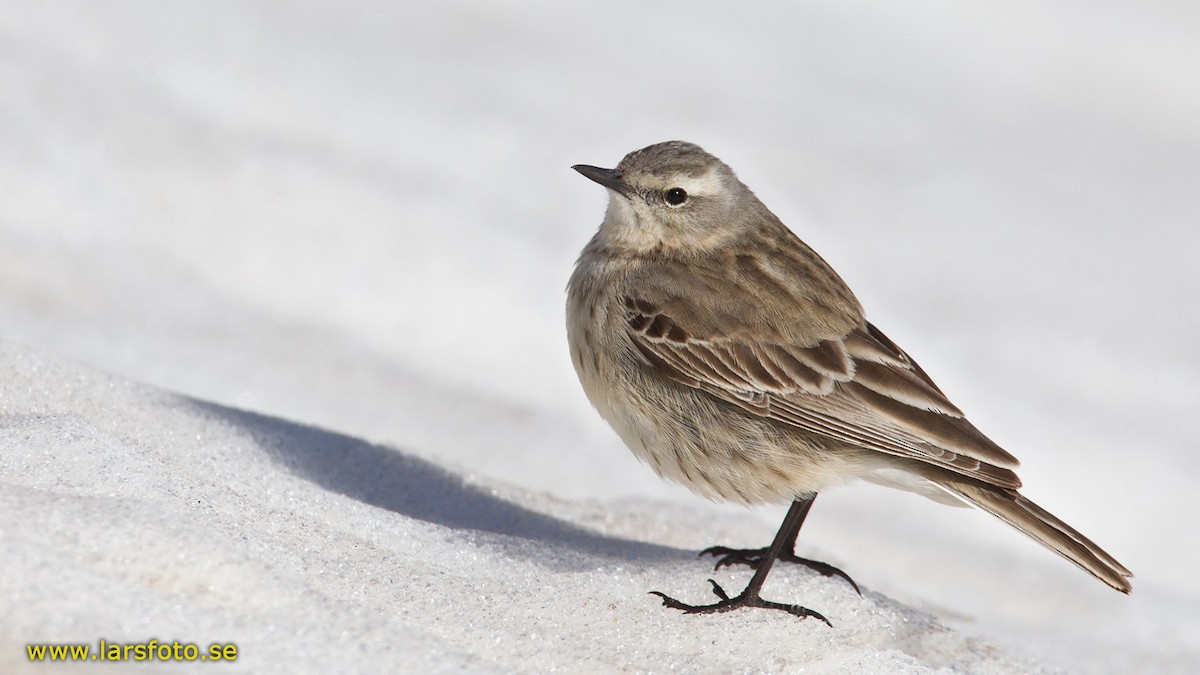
[664,187,688,206]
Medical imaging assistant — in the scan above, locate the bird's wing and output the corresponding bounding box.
[621,289,1023,490]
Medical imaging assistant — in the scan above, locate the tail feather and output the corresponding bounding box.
[932,473,1132,593]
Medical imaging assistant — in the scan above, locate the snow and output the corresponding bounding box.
[1,0,1198,672]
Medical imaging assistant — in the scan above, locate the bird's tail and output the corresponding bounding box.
[929,471,1132,593]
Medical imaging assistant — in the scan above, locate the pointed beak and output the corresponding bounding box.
[572,164,634,198]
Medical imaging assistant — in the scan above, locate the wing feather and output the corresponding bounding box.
[624,295,1021,488]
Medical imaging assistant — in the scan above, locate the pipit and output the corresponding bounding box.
[565,141,1131,624]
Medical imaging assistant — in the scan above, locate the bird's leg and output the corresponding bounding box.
[650,497,833,625]
[699,495,861,595]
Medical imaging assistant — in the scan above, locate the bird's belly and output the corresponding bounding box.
[583,365,854,505]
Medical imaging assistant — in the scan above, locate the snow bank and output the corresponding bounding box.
[1,342,1045,673]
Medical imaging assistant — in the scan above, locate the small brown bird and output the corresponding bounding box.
[566,141,1132,624]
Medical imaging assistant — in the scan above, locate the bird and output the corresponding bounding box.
[565,140,1132,625]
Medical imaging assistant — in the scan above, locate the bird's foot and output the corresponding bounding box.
[699,546,861,595]
[650,579,832,626]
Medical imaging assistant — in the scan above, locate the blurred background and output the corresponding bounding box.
[2,1,1197,670]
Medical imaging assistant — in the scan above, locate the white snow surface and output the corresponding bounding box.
[1,1,1198,672]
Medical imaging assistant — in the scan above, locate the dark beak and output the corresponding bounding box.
[572,164,634,197]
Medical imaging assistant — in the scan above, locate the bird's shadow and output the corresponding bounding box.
[186,400,680,570]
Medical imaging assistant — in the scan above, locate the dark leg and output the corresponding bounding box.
[700,494,860,595]
[650,497,833,625]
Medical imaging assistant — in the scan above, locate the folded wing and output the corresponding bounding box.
[623,294,1022,490]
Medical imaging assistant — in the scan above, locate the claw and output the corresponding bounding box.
[700,545,861,596]
[698,545,735,558]
[649,590,692,612]
[706,579,730,601]
[647,587,832,626]
[790,555,862,596]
